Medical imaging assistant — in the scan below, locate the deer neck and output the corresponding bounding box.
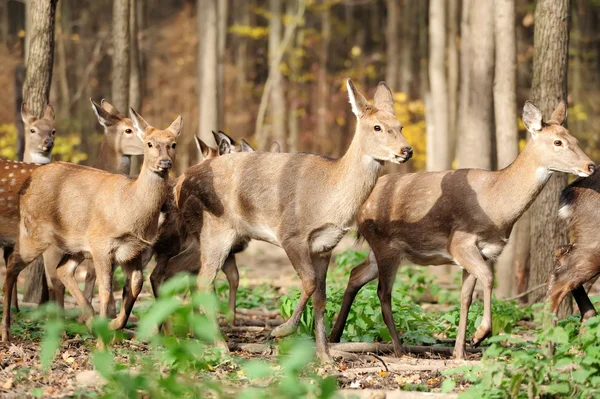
[330,134,383,224]
[94,139,131,175]
[128,165,169,230]
[489,142,551,229]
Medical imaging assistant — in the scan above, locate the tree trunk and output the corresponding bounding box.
[385,0,400,91]
[527,0,572,317]
[217,0,228,129]
[288,27,304,153]
[447,0,459,163]
[55,2,70,114]
[0,0,8,44]
[22,0,58,304]
[456,0,493,170]
[112,0,130,112]
[493,0,518,298]
[198,0,219,148]
[268,0,286,150]
[399,0,414,96]
[316,4,331,153]
[234,0,249,110]
[15,66,25,162]
[129,0,142,112]
[427,0,450,171]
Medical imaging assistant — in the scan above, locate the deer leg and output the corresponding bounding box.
[271,243,316,338]
[109,256,143,330]
[375,253,403,357]
[150,252,171,299]
[450,236,494,349]
[454,270,477,359]
[43,247,66,309]
[311,251,332,361]
[83,260,96,304]
[330,251,379,343]
[2,251,32,342]
[222,254,239,325]
[548,259,599,318]
[572,285,598,321]
[4,246,19,313]
[55,253,91,322]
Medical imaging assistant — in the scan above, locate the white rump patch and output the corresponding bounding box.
[558,204,572,220]
[480,242,504,261]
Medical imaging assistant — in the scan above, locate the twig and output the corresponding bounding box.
[70,36,107,106]
[330,342,482,355]
[504,283,546,302]
[368,352,388,372]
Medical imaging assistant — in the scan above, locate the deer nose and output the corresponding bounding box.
[401,147,413,160]
[44,138,54,148]
[587,164,596,175]
[158,159,172,170]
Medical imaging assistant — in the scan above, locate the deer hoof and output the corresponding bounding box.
[471,326,491,346]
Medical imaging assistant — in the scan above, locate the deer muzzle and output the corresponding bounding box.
[158,159,172,171]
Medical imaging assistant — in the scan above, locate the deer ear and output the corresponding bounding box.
[194,136,211,159]
[346,79,369,119]
[168,115,183,137]
[21,103,35,124]
[523,101,543,139]
[240,139,255,152]
[129,108,151,140]
[43,104,55,122]
[373,82,395,114]
[213,130,234,147]
[100,99,121,117]
[91,98,118,128]
[550,101,567,125]
[218,139,231,155]
[269,141,281,153]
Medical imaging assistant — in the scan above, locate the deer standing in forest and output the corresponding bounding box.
[328,101,595,359]
[548,169,600,320]
[1,109,181,342]
[174,79,412,360]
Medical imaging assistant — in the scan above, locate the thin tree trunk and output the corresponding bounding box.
[427,0,450,171]
[198,0,219,148]
[129,0,143,176]
[112,0,130,112]
[267,0,286,150]
[447,0,459,164]
[456,0,494,170]
[287,28,304,153]
[15,66,25,162]
[56,3,70,114]
[22,0,59,304]
[385,0,400,91]
[234,0,249,109]
[316,4,331,153]
[493,0,518,298]
[527,0,572,317]
[399,0,414,95]
[0,0,8,44]
[217,0,228,129]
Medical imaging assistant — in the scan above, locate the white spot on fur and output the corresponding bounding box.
[157,212,166,229]
[21,169,26,173]
[4,166,8,169]
[536,167,552,184]
[558,204,572,220]
[8,173,14,177]
[1,178,6,183]
[12,165,17,169]
[577,171,591,177]
[7,196,13,201]
[10,179,16,186]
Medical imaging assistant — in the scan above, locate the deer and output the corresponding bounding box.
[1,103,56,310]
[328,101,595,359]
[1,109,181,342]
[547,168,600,321]
[173,79,412,360]
[2,99,145,314]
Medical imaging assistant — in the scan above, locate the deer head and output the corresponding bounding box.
[194,136,219,161]
[347,79,412,164]
[90,99,144,157]
[21,103,56,163]
[523,101,595,178]
[129,108,182,176]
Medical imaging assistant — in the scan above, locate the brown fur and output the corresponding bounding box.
[1,110,181,342]
[329,101,595,359]
[176,80,412,360]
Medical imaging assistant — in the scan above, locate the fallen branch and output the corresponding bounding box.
[228,342,275,355]
[223,326,265,333]
[236,308,281,318]
[330,342,482,355]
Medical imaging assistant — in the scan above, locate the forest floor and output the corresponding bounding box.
[0,238,556,398]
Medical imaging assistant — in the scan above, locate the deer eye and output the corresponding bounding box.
[554,140,563,147]
[171,143,177,149]
[125,128,133,134]
[374,125,382,132]
[30,129,35,134]
[147,142,153,148]
[51,130,56,136]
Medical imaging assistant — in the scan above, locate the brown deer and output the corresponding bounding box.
[174,79,412,360]
[1,109,181,342]
[548,169,600,320]
[328,101,595,359]
[1,103,56,310]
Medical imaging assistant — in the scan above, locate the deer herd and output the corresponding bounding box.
[0,79,598,362]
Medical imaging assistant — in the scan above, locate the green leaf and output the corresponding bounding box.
[441,378,456,393]
[137,297,182,340]
[243,360,274,380]
[30,388,43,398]
[545,383,570,394]
[40,318,63,370]
[92,350,114,379]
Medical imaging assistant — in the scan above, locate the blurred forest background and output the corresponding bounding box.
[0,0,598,305]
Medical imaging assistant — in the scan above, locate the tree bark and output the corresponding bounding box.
[129,0,142,112]
[217,0,228,129]
[112,0,130,112]
[447,0,459,164]
[22,0,59,304]
[456,0,494,170]
[15,66,26,162]
[527,0,572,317]
[198,0,219,148]
[493,0,519,298]
[399,0,414,96]
[427,0,450,171]
[234,0,249,110]
[267,0,286,150]
[316,4,331,153]
[385,0,400,91]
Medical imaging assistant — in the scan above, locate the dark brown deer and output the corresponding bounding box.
[175,79,412,360]
[329,101,595,359]
[548,169,600,321]
[2,109,181,342]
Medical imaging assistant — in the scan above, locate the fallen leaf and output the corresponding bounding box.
[2,378,13,389]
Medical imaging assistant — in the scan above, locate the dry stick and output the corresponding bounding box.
[504,283,546,302]
[368,352,388,372]
[329,342,483,355]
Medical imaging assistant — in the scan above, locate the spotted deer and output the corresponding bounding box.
[548,169,600,321]
[328,101,595,359]
[174,79,412,360]
[1,109,181,342]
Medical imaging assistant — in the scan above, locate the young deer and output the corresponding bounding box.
[175,79,412,360]
[548,170,600,320]
[1,109,181,342]
[328,101,595,359]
